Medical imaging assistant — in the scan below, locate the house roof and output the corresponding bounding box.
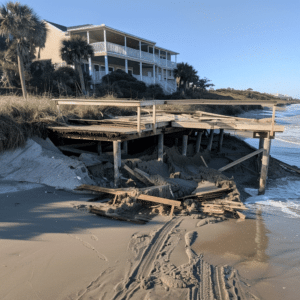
[45,20,67,32]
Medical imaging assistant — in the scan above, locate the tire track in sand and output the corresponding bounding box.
[112,217,182,300]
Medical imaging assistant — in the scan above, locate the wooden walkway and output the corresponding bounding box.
[49,99,284,194]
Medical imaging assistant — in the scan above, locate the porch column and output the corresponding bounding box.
[105,55,109,75]
[88,57,92,77]
[140,62,143,81]
[164,69,167,91]
[87,31,90,44]
[139,41,141,58]
[166,52,168,67]
[104,28,107,52]
[124,36,128,73]
[124,36,127,54]
[153,65,156,84]
[175,54,177,63]
[87,31,93,79]
[104,29,108,75]
[153,47,155,63]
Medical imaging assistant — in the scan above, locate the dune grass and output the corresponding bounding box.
[0,94,137,152]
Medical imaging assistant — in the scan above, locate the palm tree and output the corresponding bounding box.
[60,35,94,95]
[174,62,198,94]
[194,77,215,93]
[0,2,47,99]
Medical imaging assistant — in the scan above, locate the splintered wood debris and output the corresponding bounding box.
[76,179,247,222]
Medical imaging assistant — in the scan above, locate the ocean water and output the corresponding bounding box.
[238,103,300,218]
[235,104,300,299]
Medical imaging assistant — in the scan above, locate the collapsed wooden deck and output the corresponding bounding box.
[49,99,284,194]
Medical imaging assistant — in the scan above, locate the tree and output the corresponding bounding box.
[0,2,47,99]
[173,62,198,94]
[60,35,94,95]
[194,77,215,92]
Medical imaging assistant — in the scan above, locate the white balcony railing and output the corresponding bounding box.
[91,41,177,69]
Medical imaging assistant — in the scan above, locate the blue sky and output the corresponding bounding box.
[15,0,300,98]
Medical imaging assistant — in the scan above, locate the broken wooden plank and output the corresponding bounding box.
[133,168,151,179]
[201,207,225,214]
[200,156,208,168]
[192,187,232,196]
[137,194,181,207]
[58,145,96,155]
[89,207,146,224]
[123,165,153,186]
[75,184,134,195]
[236,211,246,219]
[224,156,258,175]
[219,148,264,172]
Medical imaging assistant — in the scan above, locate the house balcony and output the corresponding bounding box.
[91,42,177,69]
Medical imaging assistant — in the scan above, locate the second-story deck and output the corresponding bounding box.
[92,42,177,69]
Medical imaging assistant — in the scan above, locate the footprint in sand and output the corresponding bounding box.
[91,235,98,241]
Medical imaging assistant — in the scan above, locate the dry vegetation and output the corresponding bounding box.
[0,94,137,152]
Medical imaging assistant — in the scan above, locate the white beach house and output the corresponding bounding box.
[38,21,179,94]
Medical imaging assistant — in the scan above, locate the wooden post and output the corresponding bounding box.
[257,135,264,170]
[207,129,215,152]
[55,100,61,114]
[123,141,128,155]
[182,135,188,156]
[195,131,203,153]
[158,134,164,162]
[258,138,271,195]
[153,104,156,133]
[113,141,121,187]
[97,142,102,155]
[137,106,141,135]
[271,105,276,137]
[218,129,224,152]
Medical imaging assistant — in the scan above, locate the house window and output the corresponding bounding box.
[100,66,105,71]
[109,67,114,72]
[94,65,99,71]
[128,70,133,75]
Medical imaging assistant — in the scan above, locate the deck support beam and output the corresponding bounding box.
[137,106,141,135]
[218,129,224,152]
[97,142,102,155]
[195,131,203,153]
[113,141,121,187]
[258,138,271,195]
[158,134,164,162]
[123,141,128,155]
[153,104,156,133]
[207,129,215,152]
[182,135,188,156]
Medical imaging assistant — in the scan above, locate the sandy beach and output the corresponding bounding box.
[1,179,299,300]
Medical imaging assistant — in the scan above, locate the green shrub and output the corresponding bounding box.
[102,69,137,84]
